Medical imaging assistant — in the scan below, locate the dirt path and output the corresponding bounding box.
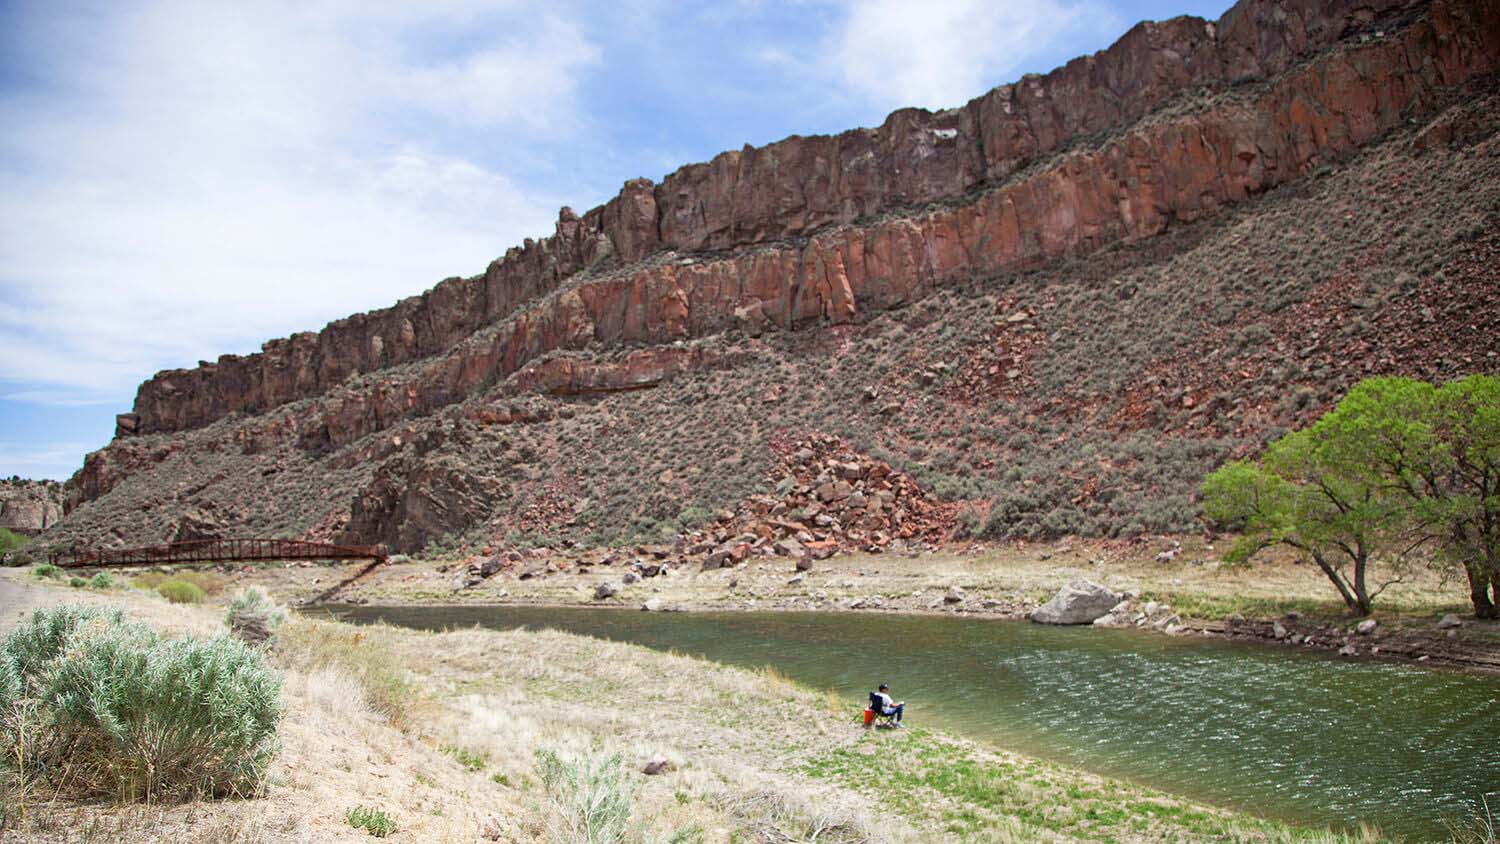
[0,572,37,631]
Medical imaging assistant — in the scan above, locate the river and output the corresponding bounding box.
[319,604,1500,839]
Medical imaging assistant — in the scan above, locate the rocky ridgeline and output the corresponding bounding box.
[684,434,958,570]
[112,0,1493,443]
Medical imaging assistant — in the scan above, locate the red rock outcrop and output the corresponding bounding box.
[123,0,1483,438]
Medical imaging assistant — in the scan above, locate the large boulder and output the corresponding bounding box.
[1029,581,1123,625]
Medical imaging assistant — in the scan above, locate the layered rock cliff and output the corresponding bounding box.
[53,0,1500,553]
[125,0,1491,437]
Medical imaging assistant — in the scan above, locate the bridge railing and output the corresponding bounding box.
[49,538,388,569]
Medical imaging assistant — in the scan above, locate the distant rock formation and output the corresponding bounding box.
[0,479,63,535]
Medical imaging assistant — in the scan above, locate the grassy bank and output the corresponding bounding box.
[2,571,1427,844]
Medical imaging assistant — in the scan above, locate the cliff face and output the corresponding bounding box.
[55,0,1500,553]
[124,0,1476,438]
[0,480,63,536]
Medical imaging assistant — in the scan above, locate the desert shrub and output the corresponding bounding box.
[157,579,206,604]
[346,805,397,838]
[536,745,634,844]
[952,505,983,540]
[272,618,416,727]
[130,569,228,596]
[441,743,487,771]
[0,528,28,555]
[173,569,229,596]
[30,564,63,580]
[89,572,118,589]
[225,587,286,645]
[979,492,1039,539]
[0,604,282,801]
[68,577,87,588]
[675,506,712,530]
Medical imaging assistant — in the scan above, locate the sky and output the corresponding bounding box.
[0,0,1232,480]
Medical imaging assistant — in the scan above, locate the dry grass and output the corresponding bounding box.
[0,575,521,844]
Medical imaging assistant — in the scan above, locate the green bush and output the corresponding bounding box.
[441,743,487,771]
[347,805,397,837]
[0,604,282,800]
[158,579,206,604]
[68,577,87,588]
[89,572,118,589]
[30,564,62,580]
[0,528,27,555]
[536,745,634,844]
[226,587,286,644]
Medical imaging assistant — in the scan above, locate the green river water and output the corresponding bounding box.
[322,604,1500,840]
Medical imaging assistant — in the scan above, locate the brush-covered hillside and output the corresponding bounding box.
[44,0,1500,556]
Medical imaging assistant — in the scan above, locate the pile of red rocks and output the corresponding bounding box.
[682,433,958,570]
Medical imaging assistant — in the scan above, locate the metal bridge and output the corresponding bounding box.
[49,538,387,569]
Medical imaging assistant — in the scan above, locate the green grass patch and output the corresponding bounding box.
[1139,591,1346,622]
[157,579,206,604]
[441,743,487,771]
[803,728,1384,843]
[346,805,397,837]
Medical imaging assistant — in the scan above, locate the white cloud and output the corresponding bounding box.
[0,440,100,480]
[829,0,1121,112]
[0,1,596,399]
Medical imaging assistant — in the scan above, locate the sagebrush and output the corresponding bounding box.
[226,586,286,644]
[0,604,283,802]
[536,745,635,844]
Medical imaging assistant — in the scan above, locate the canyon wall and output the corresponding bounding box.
[106,0,1498,459]
[124,0,1471,437]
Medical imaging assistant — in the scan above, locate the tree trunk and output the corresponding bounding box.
[1351,548,1372,616]
[1466,563,1496,619]
[1311,550,1364,615]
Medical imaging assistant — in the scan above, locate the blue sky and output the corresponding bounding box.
[0,0,1231,480]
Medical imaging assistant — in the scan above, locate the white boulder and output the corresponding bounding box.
[1029,581,1123,625]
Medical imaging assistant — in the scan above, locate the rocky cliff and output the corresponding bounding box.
[52,0,1500,553]
[125,0,1489,437]
[0,479,63,536]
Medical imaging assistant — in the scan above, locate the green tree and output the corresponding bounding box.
[1204,423,1412,616]
[1205,375,1500,618]
[1341,376,1500,618]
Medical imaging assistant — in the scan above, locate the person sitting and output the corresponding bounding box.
[869,683,904,726]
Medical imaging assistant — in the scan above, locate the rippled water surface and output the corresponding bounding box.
[323,605,1500,838]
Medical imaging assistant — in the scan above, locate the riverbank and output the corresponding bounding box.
[217,536,1500,672]
[1,572,1406,843]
